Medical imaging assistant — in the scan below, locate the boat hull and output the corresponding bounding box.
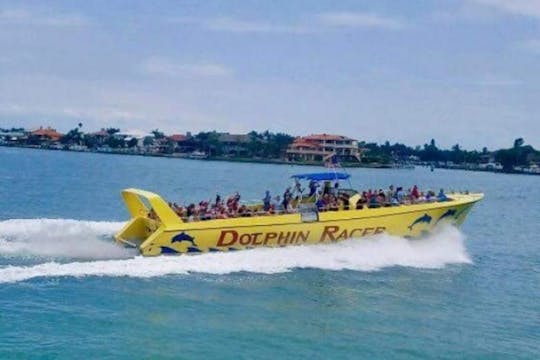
[115,189,483,256]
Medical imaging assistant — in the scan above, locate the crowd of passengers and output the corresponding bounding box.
[157,180,450,222]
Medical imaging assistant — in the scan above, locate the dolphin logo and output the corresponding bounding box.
[160,246,180,254]
[435,209,457,226]
[408,214,432,231]
[171,232,196,246]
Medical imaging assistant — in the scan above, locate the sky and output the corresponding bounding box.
[1,0,539,150]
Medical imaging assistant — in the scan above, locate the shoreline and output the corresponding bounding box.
[1,143,539,176]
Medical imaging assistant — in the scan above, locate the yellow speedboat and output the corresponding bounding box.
[115,172,483,256]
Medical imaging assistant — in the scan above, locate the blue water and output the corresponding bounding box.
[0,147,538,359]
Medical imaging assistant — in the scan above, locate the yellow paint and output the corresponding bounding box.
[115,189,483,256]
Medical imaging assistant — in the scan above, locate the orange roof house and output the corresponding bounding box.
[286,133,361,162]
[31,127,63,142]
[168,134,189,142]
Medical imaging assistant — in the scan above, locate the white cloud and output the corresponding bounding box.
[317,11,404,29]
[0,74,232,134]
[170,11,405,34]
[0,8,89,27]
[139,57,233,78]
[197,17,311,34]
[469,0,540,19]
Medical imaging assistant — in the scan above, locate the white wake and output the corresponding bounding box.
[0,218,131,259]
[0,219,471,284]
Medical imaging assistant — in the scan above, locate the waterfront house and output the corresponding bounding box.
[286,134,361,162]
[217,133,251,156]
[0,129,28,145]
[28,127,63,146]
[168,133,197,153]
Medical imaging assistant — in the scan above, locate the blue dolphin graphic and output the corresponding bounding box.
[408,214,432,230]
[435,209,457,225]
[187,246,202,253]
[171,232,196,246]
[160,246,180,254]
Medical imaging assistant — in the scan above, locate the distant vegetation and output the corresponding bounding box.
[1,125,539,173]
[360,137,540,170]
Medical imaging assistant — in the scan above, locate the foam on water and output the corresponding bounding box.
[0,219,471,283]
[0,218,131,260]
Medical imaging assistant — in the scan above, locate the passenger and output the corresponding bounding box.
[330,182,339,197]
[286,201,295,213]
[323,181,331,195]
[148,208,157,220]
[368,194,380,208]
[272,195,283,213]
[308,180,319,197]
[360,191,368,204]
[316,197,326,211]
[339,192,350,210]
[367,189,373,201]
[231,197,239,214]
[282,188,290,210]
[186,203,196,222]
[437,188,449,202]
[238,204,251,217]
[396,187,405,204]
[329,196,339,211]
[263,190,272,211]
[173,203,184,216]
[411,185,420,199]
[322,194,332,211]
[377,189,386,205]
[386,185,395,204]
[293,179,303,196]
[216,208,228,219]
[406,188,413,204]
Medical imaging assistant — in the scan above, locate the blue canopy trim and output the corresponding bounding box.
[291,172,351,181]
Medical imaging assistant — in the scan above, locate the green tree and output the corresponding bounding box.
[495,138,537,172]
[151,129,165,139]
[195,131,222,156]
[83,135,98,149]
[61,128,84,145]
[143,136,154,147]
[127,137,138,148]
[451,144,465,164]
[106,136,125,148]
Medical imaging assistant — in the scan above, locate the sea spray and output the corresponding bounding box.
[0,223,471,284]
[0,218,130,259]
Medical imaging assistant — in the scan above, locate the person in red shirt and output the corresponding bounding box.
[411,185,420,199]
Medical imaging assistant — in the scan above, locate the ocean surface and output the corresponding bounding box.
[0,147,538,359]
